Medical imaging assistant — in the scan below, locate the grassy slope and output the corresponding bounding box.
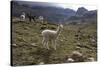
[12,21,97,66]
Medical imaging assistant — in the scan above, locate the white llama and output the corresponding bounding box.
[41,24,63,50]
[20,12,25,21]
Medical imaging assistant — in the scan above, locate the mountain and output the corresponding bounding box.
[11,1,76,23]
[76,7,88,16]
[11,1,97,24]
[67,7,97,22]
[83,10,97,18]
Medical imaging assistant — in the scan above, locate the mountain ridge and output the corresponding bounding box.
[11,1,97,23]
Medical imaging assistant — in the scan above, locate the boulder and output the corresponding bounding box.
[71,51,84,62]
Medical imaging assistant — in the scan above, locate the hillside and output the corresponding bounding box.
[11,1,97,65]
[11,20,97,66]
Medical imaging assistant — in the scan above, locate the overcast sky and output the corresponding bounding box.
[13,0,97,11]
[57,4,97,11]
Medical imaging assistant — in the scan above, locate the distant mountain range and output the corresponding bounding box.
[68,7,97,21]
[11,1,97,23]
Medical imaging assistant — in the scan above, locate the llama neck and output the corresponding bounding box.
[56,26,61,36]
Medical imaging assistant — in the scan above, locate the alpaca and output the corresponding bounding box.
[27,13,37,22]
[38,16,44,23]
[20,12,25,21]
[41,24,63,50]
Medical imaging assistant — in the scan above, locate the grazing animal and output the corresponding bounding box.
[27,13,44,23]
[20,12,26,21]
[27,13,37,22]
[37,16,44,23]
[41,24,63,50]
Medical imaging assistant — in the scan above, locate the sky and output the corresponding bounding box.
[13,0,97,11]
[57,4,97,11]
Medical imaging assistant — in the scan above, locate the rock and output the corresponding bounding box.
[89,50,93,52]
[77,42,81,45]
[65,54,69,59]
[31,43,37,47]
[39,62,45,65]
[72,51,82,57]
[12,44,17,47]
[90,38,96,43]
[67,58,74,62]
[71,51,84,62]
[87,57,95,62]
[76,46,81,50]
[60,39,64,42]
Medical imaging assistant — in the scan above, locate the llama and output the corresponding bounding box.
[27,13,37,22]
[20,12,25,21]
[41,24,63,50]
[38,16,44,23]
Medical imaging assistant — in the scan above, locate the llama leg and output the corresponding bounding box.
[46,41,49,50]
[51,40,54,49]
[54,40,57,50]
[42,38,46,48]
[51,40,56,50]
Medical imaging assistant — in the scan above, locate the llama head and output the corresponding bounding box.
[22,12,25,15]
[57,24,63,33]
[59,24,63,29]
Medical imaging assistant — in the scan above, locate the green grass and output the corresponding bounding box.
[12,21,97,66]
